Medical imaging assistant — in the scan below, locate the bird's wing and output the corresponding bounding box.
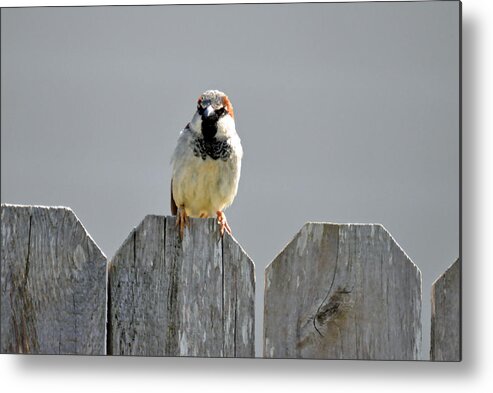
[170,124,194,216]
[170,179,177,216]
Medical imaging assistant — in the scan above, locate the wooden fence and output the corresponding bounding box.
[1,204,460,360]
[430,259,461,361]
[1,205,107,355]
[108,214,255,357]
[263,223,422,360]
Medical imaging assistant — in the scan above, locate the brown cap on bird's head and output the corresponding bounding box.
[222,95,234,119]
[197,90,234,119]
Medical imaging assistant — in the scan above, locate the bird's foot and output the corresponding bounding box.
[216,211,232,237]
[176,207,190,239]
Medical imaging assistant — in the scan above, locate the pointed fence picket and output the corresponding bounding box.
[263,223,422,360]
[430,259,461,361]
[1,204,107,355]
[107,215,255,357]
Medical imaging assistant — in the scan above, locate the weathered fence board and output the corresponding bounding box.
[430,259,461,361]
[264,223,422,360]
[1,204,107,354]
[108,215,255,357]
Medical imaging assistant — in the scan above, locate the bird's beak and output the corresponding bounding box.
[203,105,214,118]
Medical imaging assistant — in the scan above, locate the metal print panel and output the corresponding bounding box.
[0,1,460,360]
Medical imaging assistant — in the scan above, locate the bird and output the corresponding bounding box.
[170,90,243,239]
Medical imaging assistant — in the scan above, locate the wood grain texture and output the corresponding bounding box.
[264,223,422,360]
[1,204,107,355]
[108,215,255,357]
[430,259,460,361]
[223,232,255,357]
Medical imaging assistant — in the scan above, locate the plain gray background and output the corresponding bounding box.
[0,1,459,359]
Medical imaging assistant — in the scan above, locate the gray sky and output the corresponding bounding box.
[1,1,459,359]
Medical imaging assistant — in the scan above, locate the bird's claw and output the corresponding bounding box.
[176,207,189,239]
[216,211,232,237]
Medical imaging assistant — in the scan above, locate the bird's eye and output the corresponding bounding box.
[217,107,226,116]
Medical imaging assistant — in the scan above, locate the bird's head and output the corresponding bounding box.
[190,90,235,140]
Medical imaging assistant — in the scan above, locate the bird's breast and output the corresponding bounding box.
[172,136,241,217]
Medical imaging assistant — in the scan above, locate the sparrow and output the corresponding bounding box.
[170,90,243,239]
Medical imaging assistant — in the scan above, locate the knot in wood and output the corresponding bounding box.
[315,288,353,326]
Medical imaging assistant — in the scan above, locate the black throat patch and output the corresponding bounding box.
[201,117,218,140]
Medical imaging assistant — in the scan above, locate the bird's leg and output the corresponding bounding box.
[176,206,189,239]
[216,211,232,237]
